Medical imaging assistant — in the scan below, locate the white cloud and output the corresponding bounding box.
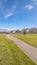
[0,0,3,10]
[5,0,7,3]
[32,0,37,5]
[4,12,13,18]
[0,0,17,18]
[4,5,16,18]
[0,0,7,11]
[24,5,33,10]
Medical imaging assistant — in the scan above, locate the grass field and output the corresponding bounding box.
[12,34,37,47]
[0,34,36,65]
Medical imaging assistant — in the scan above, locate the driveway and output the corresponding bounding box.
[7,34,37,64]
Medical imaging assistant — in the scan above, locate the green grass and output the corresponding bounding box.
[0,34,36,65]
[12,34,37,47]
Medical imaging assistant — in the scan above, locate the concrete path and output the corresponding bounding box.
[7,34,37,64]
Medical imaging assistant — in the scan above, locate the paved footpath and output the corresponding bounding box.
[7,34,37,64]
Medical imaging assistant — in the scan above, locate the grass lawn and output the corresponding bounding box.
[0,34,36,65]
[12,34,37,47]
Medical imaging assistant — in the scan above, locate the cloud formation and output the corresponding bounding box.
[4,4,16,18]
[24,5,33,10]
[4,12,12,18]
[5,0,7,3]
[0,0,17,18]
[32,0,37,5]
[0,0,3,10]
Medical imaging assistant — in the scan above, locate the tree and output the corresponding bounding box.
[23,30,27,34]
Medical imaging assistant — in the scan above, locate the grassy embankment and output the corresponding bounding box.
[12,34,37,47]
[0,34,37,65]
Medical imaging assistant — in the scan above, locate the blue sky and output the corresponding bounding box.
[0,0,37,30]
